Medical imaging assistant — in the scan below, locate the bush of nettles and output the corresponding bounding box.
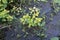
[0,0,13,24]
[20,7,45,28]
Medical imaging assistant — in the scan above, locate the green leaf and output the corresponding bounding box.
[0,0,7,11]
[51,37,59,40]
[53,0,60,4]
[2,0,7,4]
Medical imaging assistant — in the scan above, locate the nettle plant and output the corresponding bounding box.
[0,9,13,23]
[20,7,45,28]
[0,0,13,24]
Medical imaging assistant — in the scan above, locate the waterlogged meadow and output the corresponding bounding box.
[0,0,60,40]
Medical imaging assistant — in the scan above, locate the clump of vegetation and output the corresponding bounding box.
[0,9,13,24]
[20,7,45,28]
[10,6,25,17]
[20,6,46,38]
[0,0,13,25]
[51,0,60,14]
[20,7,46,39]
